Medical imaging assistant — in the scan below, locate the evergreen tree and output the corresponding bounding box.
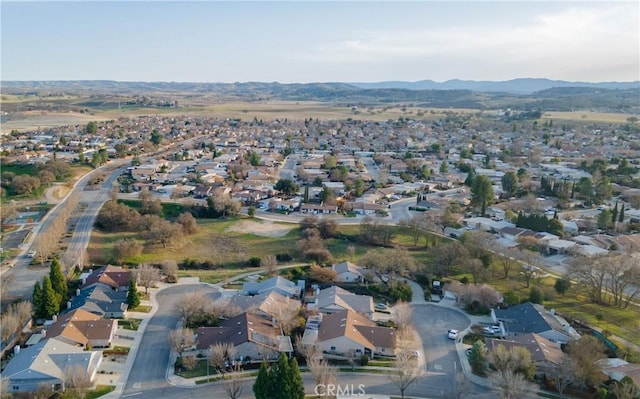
[32,281,43,319]
[470,175,494,217]
[439,160,448,173]
[464,168,476,187]
[287,357,305,399]
[303,185,309,203]
[127,277,140,309]
[277,353,293,398]
[612,201,619,224]
[253,361,273,399]
[468,340,487,376]
[41,276,59,319]
[619,205,625,223]
[49,258,67,310]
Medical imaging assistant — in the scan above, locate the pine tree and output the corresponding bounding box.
[49,258,67,310]
[287,357,305,399]
[277,353,293,398]
[253,361,273,399]
[33,281,43,319]
[619,205,625,223]
[612,201,619,224]
[127,277,140,309]
[41,276,59,319]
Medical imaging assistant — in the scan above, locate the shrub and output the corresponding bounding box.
[248,257,261,267]
[360,355,369,366]
[276,253,293,262]
[529,287,543,304]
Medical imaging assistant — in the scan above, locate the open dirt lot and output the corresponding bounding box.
[225,220,294,237]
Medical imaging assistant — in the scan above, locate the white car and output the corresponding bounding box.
[483,326,502,335]
[448,329,458,340]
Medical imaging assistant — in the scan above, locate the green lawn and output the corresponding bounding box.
[175,359,216,378]
[118,319,141,331]
[84,385,115,399]
[129,305,151,313]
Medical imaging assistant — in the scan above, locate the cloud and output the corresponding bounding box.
[298,5,639,81]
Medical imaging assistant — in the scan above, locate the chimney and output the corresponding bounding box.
[42,329,46,338]
[13,346,20,355]
[67,301,72,309]
[52,314,57,322]
[76,288,80,296]
[272,317,277,328]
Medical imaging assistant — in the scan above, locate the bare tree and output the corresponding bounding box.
[160,259,179,283]
[168,327,195,356]
[174,291,214,325]
[135,263,161,294]
[550,357,575,398]
[112,239,142,264]
[499,248,520,279]
[223,365,246,399]
[566,335,607,391]
[209,342,228,373]
[515,250,541,288]
[392,302,413,333]
[0,312,19,342]
[261,254,277,277]
[182,355,198,370]
[274,304,302,335]
[144,218,182,248]
[64,365,93,399]
[307,354,337,394]
[389,350,423,399]
[346,245,356,261]
[308,263,336,283]
[489,369,536,399]
[359,247,416,289]
[609,379,639,399]
[487,344,535,379]
[429,241,469,277]
[176,212,198,235]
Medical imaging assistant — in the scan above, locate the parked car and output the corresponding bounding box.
[375,303,389,311]
[448,329,458,340]
[483,326,502,335]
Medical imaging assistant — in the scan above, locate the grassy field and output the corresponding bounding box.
[87,215,640,346]
[542,111,636,123]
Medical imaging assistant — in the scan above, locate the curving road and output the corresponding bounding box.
[117,283,495,399]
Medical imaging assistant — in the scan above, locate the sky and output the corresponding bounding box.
[1,1,639,83]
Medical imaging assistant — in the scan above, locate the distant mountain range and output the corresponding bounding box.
[2,79,639,112]
[349,78,640,94]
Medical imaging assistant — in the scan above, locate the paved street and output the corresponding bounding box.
[122,284,221,396]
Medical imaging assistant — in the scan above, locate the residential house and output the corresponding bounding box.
[44,309,117,348]
[67,284,128,318]
[1,337,102,394]
[309,310,396,358]
[195,312,292,361]
[331,261,366,283]
[241,276,303,298]
[492,302,580,344]
[597,358,640,388]
[80,265,131,291]
[486,333,564,376]
[300,203,338,214]
[309,286,374,319]
[343,202,387,215]
[223,292,301,320]
[269,198,301,212]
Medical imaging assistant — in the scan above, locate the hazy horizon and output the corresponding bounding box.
[2,1,638,83]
